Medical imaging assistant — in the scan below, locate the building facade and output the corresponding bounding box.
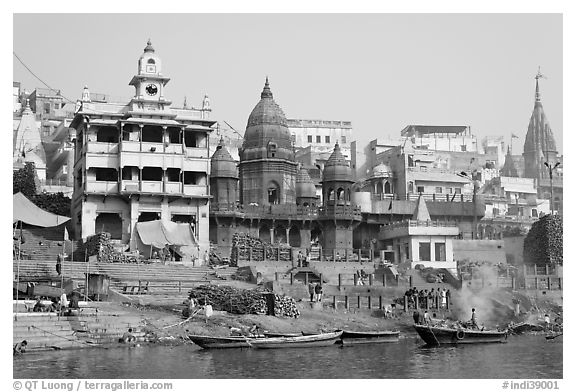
[70,40,214,258]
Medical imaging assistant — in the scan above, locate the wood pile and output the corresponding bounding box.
[524,214,563,265]
[188,284,300,318]
[82,232,138,263]
[231,233,292,265]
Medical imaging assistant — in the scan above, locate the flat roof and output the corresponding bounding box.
[401,125,469,137]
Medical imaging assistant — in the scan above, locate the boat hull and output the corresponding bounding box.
[188,335,249,349]
[413,324,507,345]
[341,330,400,345]
[248,331,343,349]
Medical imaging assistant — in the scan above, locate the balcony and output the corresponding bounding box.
[165,182,182,194]
[185,147,209,159]
[141,142,164,153]
[183,184,207,197]
[209,203,320,218]
[87,142,119,154]
[165,144,183,154]
[141,181,163,193]
[120,180,139,192]
[318,205,362,220]
[85,181,118,193]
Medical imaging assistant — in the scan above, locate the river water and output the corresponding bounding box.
[13,335,562,379]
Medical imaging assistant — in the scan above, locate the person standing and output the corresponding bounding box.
[56,253,63,276]
[423,310,432,325]
[412,310,421,325]
[470,308,478,329]
[308,282,316,302]
[544,314,551,331]
[314,282,323,302]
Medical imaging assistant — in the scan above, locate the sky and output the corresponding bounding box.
[12,13,563,155]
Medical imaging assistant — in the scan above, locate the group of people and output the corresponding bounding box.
[229,324,262,337]
[307,281,323,302]
[404,286,450,309]
[296,251,309,268]
[413,307,480,330]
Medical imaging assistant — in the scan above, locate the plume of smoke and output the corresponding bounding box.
[452,264,507,327]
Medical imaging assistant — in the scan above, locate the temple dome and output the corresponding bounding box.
[296,167,317,198]
[211,138,237,178]
[372,163,392,178]
[322,143,353,182]
[240,78,294,160]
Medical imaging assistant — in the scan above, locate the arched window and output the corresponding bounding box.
[337,188,345,200]
[384,181,392,194]
[147,59,156,64]
[268,181,280,204]
[328,188,335,201]
[376,182,384,195]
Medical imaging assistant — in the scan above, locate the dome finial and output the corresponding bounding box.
[144,39,155,53]
[261,76,273,99]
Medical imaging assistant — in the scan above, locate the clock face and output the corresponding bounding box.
[145,84,158,96]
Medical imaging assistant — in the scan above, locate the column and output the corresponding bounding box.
[269,228,275,244]
[162,126,168,153]
[285,227,290,245]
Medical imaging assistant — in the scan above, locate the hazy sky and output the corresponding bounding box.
[13,13,563,154]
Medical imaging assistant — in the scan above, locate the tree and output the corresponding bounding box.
[30,193,72,217]
[13,162,38,197]
[523,214,563,265]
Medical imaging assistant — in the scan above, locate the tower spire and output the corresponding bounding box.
[535,66,545,104]
[261,76,273,99]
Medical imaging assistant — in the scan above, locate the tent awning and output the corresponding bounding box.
[13,192,71,227]
[135,220,198,248]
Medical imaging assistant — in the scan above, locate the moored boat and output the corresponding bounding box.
[188,335,250,349]
[340,330,400,345]
[413,324,508,345]
[263,332,303,338]
[247,331,343,349]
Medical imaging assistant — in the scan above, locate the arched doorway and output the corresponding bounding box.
[259,225,271,243]
[95,213,122,239]
[376,182,384,195]
[289,226,301,247]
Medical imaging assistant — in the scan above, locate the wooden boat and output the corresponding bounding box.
[263,332,303,338]
[188,335,250,349]
[340,330,400,345]
[413,324,508,345]
[247,331,343,349]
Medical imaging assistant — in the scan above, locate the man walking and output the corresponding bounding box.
[308,282,316,302]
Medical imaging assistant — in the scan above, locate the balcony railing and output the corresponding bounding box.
[381,219,458,231]
[210,203,319,218]
[85,181,118,193]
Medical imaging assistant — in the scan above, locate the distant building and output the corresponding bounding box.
[70,40,214,259]
[379,195,459,271]
[288,118,353,176]
[13,100,47,180]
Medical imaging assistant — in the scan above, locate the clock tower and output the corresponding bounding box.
[128,39,172,111]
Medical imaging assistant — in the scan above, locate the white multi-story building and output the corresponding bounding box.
[70,40,214,257]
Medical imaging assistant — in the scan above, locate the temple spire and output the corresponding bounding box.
[535,66,545,104]
[261,76,273,99]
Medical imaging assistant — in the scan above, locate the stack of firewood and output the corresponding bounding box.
[187,284,299,317]
[82,232,135,263]
[230,233,293,265]
[273,294,300,318]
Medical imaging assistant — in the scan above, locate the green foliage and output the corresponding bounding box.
[13,162,38,197]
[523,214,563,265]
[30,193,72,217]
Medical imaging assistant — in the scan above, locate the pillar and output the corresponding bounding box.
[285,227,290,244]
[269,228,274,244]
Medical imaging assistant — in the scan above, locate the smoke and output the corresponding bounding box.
[451,264,510,328]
